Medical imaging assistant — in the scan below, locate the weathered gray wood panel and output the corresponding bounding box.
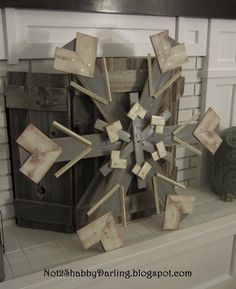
[6,85,69,111]
[6,72,74,232]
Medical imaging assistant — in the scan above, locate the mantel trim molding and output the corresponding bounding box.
[0,0,236,19]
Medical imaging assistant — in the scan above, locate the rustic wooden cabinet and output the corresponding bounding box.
[5,59,179,233]
[6,72,77,232]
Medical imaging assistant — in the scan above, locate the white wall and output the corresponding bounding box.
[2,8,231,224]
[201,19,236,128]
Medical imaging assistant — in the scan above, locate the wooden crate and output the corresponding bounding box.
[5,57,180,232]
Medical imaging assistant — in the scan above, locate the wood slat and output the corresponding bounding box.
[76,64,129,129]
[15,199,73,226]
[16,124,62,184]
[5,85,69,111]
[130,93,146,189]
[163,195,195,230]
[77,212,123,251]
[150,31,188,73]
[87,184,120,216]
[55,33,98,77]
[7,72,73,232]
[75,32,98,78]
[193,107,223,155]
[109,69,147,93]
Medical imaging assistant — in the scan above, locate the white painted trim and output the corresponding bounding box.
[177,17,208,56]
[2,213,236,289]
[200,69,236,79]
[0,10,6,60]
[4,8,19,64]
[198,18,236,186]
[207,19,236,77]
[3,8,176,63]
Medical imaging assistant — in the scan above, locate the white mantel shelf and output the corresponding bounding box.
[1,186,236,289]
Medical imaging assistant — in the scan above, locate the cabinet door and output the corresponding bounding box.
[6,72,74,233]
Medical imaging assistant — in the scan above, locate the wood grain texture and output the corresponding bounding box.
[95,119,131,143]
[76,66,129,128]
[52,121,92,146]
[110,150,127,169]
[109,69,147,93]
[163,195,195,230]
[147,54,154,96]
[193,107,223,155]
[16,124,62,184]
[150,31,188,73]
[5,85,68,112]
[15,198,73,226]
[76,60,179,227]
[105,121,122,143]
[54,48,85,76]
[20,134,122,163]
[132,164,141,176]
[138,162,152,180]
[152,141,167,161]
[101,57,112,102]
[156,173,186,189]
[77,212,123,251]
[7,72,73,232]
[173,113,200,136]
[119,186,127,227]
[152,175,161,214]
[75,58,182,228]
[87,184,120,216]
[52,121,92,177]
[173,135,202,156]
[54,33,98,77]
[71,81,109,105]
[75,32,98,77]
[127,103,147,120]
[55,146,92,178]
[153,71,182,99]
[130,93,146,189]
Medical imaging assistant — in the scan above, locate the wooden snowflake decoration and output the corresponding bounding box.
[16,31,222,252]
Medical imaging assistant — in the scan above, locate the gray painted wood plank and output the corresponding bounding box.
[20,134,122,164]
[94,119,131,143]
[147,123,197,146]
[5,85,68,112]
[76,63,130,129]
[109,69,147,93]
[100,141,134,176]
[130,93,146,189]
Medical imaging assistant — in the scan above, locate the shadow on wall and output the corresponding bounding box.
[97,30,135,57]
